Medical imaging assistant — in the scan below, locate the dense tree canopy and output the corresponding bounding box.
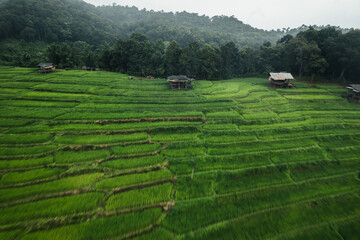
[0,0,359,83]
[261,27,360,83]
[0,0,331,49]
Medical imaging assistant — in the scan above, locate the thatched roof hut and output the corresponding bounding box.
[37,63,56,73]
[269,72,294,88]
[346,84,360,102]
[167,76,193,90]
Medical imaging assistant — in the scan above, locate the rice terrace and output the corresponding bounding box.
[0,65,359,239]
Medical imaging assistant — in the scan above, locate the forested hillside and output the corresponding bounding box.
[0,0,282,47]
[42,28,359,82]
[0,0,359,82]
[0,0,121,45]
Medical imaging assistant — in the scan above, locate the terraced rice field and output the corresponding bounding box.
[0,66,359,239]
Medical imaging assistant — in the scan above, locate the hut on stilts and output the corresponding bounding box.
[346,85,360,102]
[167,76,193,90]
[269,72,294,88]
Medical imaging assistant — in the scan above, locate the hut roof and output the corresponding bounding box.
[167,76,191,81]
[37,63,54,68]
[269,72,294,81]
[346,84,360,93]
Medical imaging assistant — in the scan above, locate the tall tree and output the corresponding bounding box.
[164,41,182,75]
[220,42,240,79]
[148,39,165,76]
[179,41,201,76]
[198,44,220,79]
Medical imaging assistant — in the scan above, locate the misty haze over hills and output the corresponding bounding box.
[0,0,351,48]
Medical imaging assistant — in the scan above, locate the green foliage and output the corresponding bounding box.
[0,230,22,240]
[106,183,173,210]
[0,167,65,185]
[337,220,360,240]
[0,119,30,127]
[0,193,103,224]
[56,111,203,120]
[96,170,173,190]
[215,167,291,194]
[54,133,149,145]
[55,150,110,164]
[22,208,163,240]
[111,144,162,157]
[0,173,103,203]
[0,68,360,238]
[290,160,360,181]
[0,156,53,170]
[0,145,57,157]
[207,138,317,155]
[162,147,205,157]
[176,173,216,200]
[0,107,66,119]
[188,193,360,240]
[100,155,164,170]
[162,176,359,234]
[152,133,200,142]
[0,133,53,144]
[132,227,175,240]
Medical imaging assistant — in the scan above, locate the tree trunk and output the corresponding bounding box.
[311,74,315,83]
[340,68,346,84]
[298,62,303,79]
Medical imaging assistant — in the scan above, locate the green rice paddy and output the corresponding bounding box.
[0,66,359,239]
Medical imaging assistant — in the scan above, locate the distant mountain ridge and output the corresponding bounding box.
[0,0,353,48]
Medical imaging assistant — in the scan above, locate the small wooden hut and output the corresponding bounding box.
[37,63,56,73]
[346,85,360,102]
[269,72,294,88]
[167,76,193,90]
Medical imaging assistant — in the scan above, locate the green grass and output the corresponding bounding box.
[0,119,31,127]
[0,173,103,203]
[54,132,149,145]
[21,208,162,240]
[337,219,360,240]
[56,111,203,120]
[0,145,57,157]
[0,133,53,144]
[0,107,67,119]
[0,230,22,240]
[206,111,242,119]
[215,166,291,194]
[50,121,203,133]
[106,183,173,210]
[55,149,110,164]
[162,147,205,157]
[162,175,359,234]
[152,133,200,142]
[0,156,53,169]
[176,173,216,200]
[242,111,278,120]
[277,225,340,240]
[111,144,162,157]
[207,138,317,155]
[0,68,360,238]
[187,193,360,240]
[132,227,175,240]
[283,94,343,100]
[0,100,79,108]
[96,169,173,190]
[0,193,103,224]
[100,155,164,170]
[0,167,65,185]
[289,160,360,181]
